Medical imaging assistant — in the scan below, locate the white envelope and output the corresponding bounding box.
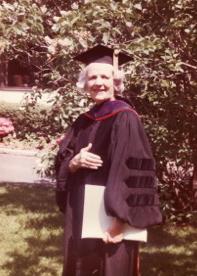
[82,184,147,242]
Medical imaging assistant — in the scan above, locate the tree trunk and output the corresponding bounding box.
[192,162,197,201]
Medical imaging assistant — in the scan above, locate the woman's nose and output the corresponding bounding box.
[94,76,103,85]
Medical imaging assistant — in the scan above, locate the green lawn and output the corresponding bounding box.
[0,183,196,276]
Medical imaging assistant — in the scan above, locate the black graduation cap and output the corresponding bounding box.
[74,44,132,67]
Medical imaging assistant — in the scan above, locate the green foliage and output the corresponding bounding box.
[159,162,195,224]
[1,0,196,223]
[0,102,57,140]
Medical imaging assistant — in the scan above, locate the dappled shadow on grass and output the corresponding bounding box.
[0,182,64,276]
[141,250,197,276]
[0,183,196,276]
[0,182,57,214]
[3,249,61,276]
[141,225,197,276]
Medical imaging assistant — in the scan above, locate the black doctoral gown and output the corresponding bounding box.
[55,99,162,276]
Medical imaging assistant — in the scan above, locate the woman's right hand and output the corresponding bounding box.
[68,143,103,173]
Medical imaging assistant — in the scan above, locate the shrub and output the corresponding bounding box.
[0,101,63,143]
[0,117,14,137]
[159,162,196,224]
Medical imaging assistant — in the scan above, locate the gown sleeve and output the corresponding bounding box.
[55,126,75,213]
[104,110,162,228]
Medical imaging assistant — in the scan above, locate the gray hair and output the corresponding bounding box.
[76,64,125,94]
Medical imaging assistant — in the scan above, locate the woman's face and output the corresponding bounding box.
[85,63,115,104]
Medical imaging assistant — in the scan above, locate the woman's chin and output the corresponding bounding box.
[93,95,114,104]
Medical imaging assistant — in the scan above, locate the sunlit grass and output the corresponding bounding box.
[0,183,196,276]
[0,183,64,276]
[141,218,197,276]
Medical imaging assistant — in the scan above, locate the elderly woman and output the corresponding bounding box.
[55,45,162,276]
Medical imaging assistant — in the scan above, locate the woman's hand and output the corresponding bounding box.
[103,218,125,244]
[68,143,103,173]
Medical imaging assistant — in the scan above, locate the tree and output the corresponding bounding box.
[0,0,196,222]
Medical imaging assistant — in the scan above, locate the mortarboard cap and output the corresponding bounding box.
[74,44,132,67]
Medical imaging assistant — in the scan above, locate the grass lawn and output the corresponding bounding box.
[0,183,196,276]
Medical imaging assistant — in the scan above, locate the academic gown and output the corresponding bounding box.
[55,99,162,276]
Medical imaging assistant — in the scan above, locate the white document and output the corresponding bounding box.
[82,184,147,242]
